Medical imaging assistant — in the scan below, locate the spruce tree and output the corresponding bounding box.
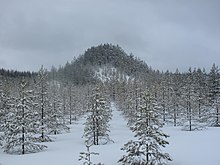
[207,64,220,126]
[0,76,5,131]
[68,84,73,124]
[79,144,99,165]
[35,66,52,142]
[182,68,207,131]
[83,86,112,145]
[0,76,11,131]
[181,68,197,131]
[193,68,209,121]
[0,75,3,146]
[47,81,69,134]
[170,69,183,127]
[3,78,46,154]
[119,90,172,165]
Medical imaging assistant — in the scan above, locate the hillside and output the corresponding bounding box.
[54,44,155,84]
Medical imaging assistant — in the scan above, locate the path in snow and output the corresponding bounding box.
[91,102,134,164]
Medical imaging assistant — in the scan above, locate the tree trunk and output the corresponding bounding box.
[216,105,219,126]
[41,86,44,141]
[22,126,25,154]
[22,93,25,155]
[174,105,176,127]
[69,93,72,125]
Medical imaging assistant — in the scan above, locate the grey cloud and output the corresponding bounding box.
[0,0,219,72]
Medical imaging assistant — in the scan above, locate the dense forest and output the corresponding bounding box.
[0,44,219,164]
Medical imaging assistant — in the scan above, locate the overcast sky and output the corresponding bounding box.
[0,0,219,72]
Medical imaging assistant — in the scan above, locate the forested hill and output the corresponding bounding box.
[54,44,156,84]
[78,44,151,75]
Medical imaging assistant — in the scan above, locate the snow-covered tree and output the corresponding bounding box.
[194,68,209,120]
[35,66,52,142]
[67,84,76,124]
[181,68,206,131]
[169,70,183,127]
[117,80,143,127]
[62,83,85,124]
[207,64,220,126]
[158,71,174,125]
[59,83,68,124]
[119,90,172,165]
[3,78,46,154]
[0,76,5,131]
[0,76,11,131]
[83,86,112,145]
[79,144,99,165]
[47,81,69,134]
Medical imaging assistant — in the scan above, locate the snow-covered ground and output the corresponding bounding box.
[164,126,220,165]
[1,103,220,165]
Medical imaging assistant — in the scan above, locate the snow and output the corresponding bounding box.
[94,67,111,83]
[94,67,132,83]
[163,126,220,165]
[1,103,220,165]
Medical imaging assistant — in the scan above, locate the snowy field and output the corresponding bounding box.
[1,104,220,165]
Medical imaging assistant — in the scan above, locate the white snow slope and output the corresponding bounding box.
[1,103,220,165]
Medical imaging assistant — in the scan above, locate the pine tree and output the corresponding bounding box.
[0,75,5,131]
[161,71,173,125]
[68,84,74,124]
[83,86,112,145]
[35,66,52,142]
[157,74,169,123]
[0,75,3,145]
[79,144,99,165]
[194,68,209,120]
[0,76,11,131]
[60,83,68,125]
[119,90,172,165]
[121,81,142,127]
[3,78,46,154]
[169,69,183,127]
[207,64,220,126]
[0,76,13,146]
[181,68,204,131]
[47,81,69,134]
